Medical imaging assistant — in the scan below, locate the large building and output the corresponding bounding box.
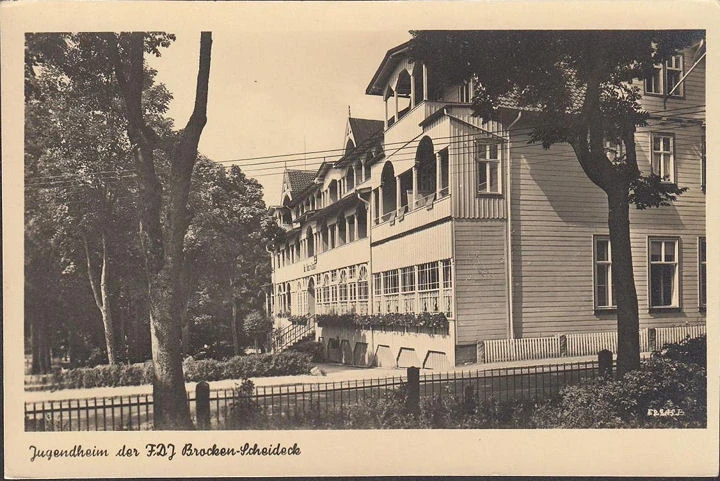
[267,38,706,368]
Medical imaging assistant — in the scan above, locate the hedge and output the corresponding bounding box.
[27,351,313,391]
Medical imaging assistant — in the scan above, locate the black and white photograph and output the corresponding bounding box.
[2,1,718,478]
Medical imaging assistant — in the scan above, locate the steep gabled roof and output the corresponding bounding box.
[348,118,384,146]
[284,169,316,200]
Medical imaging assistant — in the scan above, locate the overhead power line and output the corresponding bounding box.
[25,104,705,189]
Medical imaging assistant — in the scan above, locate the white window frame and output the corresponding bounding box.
[475,141,502,195]
[699,237,706,310]
[644,55,684,97]
[645,62,664,95]
[665,55,684,97]
[650,133,675,182]
[648,237,681,309]
[593,236,615,310]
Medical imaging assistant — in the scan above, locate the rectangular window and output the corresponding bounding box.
[699,237,706,310]
[373,273,382,296]
[442,259,453,288]
[349,265,356,279]
[649,238,680,308]
[651,134,674,182]
[401,266,415,293]
[666,55,684,97]
[594,237,615,309]
[475,141,501,194]
[358,281,369,301]
[383,270,399,294]
[645,63,663,94]
[349,283,357,302]
[645,55,684,96]
[418,262,439,291]
[339,283,347,302]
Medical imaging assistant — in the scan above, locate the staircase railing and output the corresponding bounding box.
[272,317,315,352]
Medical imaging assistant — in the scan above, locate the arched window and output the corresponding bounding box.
[306,227,314,257]
[396,69,412,120]
[381,162,397,219]
[416,136,436,206]
[345,139,355,156]
[328,179,338,203]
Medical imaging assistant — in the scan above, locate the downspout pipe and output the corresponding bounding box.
[505,111,522,339]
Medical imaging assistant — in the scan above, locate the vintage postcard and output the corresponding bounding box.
[2,0,718,478]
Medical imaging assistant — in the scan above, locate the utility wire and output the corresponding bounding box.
[25,105,706,189]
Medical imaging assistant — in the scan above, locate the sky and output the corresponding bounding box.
[148,30,411,205]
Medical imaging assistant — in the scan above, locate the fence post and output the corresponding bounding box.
[463,384,476,414]
[598,349,613,379]
[648,328,657,352]
[406,366,420,414]
[559,335,567,357]
[476,340,486,364]
[196,381,210,430]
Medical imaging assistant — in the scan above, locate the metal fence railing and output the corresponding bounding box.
[25,359,601,431]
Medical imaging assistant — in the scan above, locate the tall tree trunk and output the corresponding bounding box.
[608,188,641,376]
[108,32,212,429]
[83,233,117,365]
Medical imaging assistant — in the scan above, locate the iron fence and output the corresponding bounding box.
[25,359,601,431]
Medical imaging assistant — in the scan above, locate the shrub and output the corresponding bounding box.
[227,379,263,429]
[656,334,706,366]
[530,356,706,428]
[31,351,312,391]
[183,350,312,382]
[289,340,325,362]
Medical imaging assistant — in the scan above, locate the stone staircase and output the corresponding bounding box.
[272,317,315,352]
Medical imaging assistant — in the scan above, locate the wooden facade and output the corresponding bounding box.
[269,39,705,366]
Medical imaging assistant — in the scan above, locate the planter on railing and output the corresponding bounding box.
[288,314,311,326]
[315,311,449,335]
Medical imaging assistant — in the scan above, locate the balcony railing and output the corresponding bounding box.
[375,288,453,317]
[316,300,369,316]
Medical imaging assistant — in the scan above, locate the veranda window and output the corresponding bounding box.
[418,262,439,291]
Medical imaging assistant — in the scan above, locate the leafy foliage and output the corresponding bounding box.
[655,334,706,366]
[315,312,449,332]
